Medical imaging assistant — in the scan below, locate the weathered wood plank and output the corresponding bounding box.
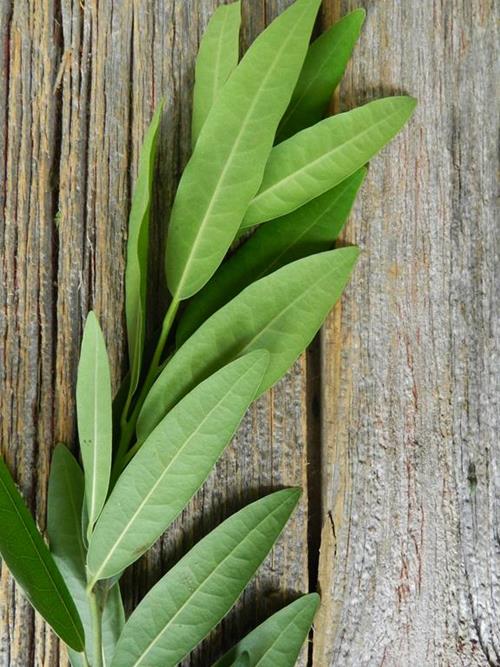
[2,1,498,666]
[315,1,499,665]
[0,1,60,664]
[1,2,311,666]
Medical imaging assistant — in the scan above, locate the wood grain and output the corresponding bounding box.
[0,1,497,666]
[315,1,499,666]
[1,2,310,666]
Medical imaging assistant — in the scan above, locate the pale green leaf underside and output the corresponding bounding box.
[166,0,321,299]
[125,102,163,402]
[277,9,365,142]
[0,455,85,652]
[88,351,269,582]
[110,488,301,667]
[191,1,241,147]
[215,593,320,667]
[242,96,417,228]
[138,247,359,442]
[231,653,250,667]
[76,311,113,538]
[177,167,366,345]
[47,445,125,666]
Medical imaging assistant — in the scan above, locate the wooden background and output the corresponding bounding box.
[0,0,498,665]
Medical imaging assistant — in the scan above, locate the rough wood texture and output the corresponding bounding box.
[0,1,497,667]
[1,2,309,666]
[315,1,499,666]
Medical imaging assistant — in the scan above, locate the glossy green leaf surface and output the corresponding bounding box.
[276,10,365,142]
[111,488,301,667]
[215,594,320,666]
[191,2,241,146]
[125,103,163,403]
[47,444,125,666]
[138,247,359,441]
[76,311,113,538]
[88,351,269,582]
[0,454,85,652]
[242,96,417,228]
[166,0,321,300]
[177,168,366,345]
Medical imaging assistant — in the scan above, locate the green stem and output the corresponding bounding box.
[112,296,180,479]
[87,587,103,667]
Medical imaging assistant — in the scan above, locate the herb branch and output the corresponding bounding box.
[0,2,415,665]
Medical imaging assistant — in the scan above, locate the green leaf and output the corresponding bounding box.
[231,652,250,667]
[47,444,125,666]
[276,9,365,142]
[215,594,320,666]
[0,454,85,651]
[88,350,269,583]
[242,96,417,228]
[177,168,366,346]
[76,311,113,539]
[125,103,164,403]
[191,2,241,147]
[102,585,126,666]
[138,247,359,441]
[166,0,322,300]
[110,488,301,667]
[47,444,87,665]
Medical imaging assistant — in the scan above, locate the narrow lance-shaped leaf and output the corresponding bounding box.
[177,168,366,346]
[276,9,365,142]
[166,0,322,300]
[242,96,417,228]
[101,586,126,666]
[0,455,85,652]
[138,247,359,441]
[48,445,125,666]
[215,594,320,667]
[76,311,113,539]
[88,351,269,582]
[191,1,241,147]
[110,488,301,667]
[125,103,163,403]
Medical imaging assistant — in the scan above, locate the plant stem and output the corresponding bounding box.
[87,587,103,667]
[112,296,180,479]
[149,295,180,378]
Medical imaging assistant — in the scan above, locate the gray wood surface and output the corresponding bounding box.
[0,1,497,666]
[315,1,499,665]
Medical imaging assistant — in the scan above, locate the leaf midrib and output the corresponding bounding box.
[254,606,312,666]
[251,104,406,209]
[90,362,258,582]
[174,3,309,298]
[210,7,232,111]
[256,179,353,279]
[234,252,352,363]
[0,467,84,647]
[281,25,356,128]
[89,325,102,530]
[130,495,295,667]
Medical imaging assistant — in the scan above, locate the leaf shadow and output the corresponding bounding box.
[121,483,311,664]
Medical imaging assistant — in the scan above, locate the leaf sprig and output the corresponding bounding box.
[0,2,415,665]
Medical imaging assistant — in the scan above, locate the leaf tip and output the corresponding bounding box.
[349,7,367,25]
[400,95,418,116]
[338,244,361,263]
[307,591,321,609]
[84,309,97,326]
